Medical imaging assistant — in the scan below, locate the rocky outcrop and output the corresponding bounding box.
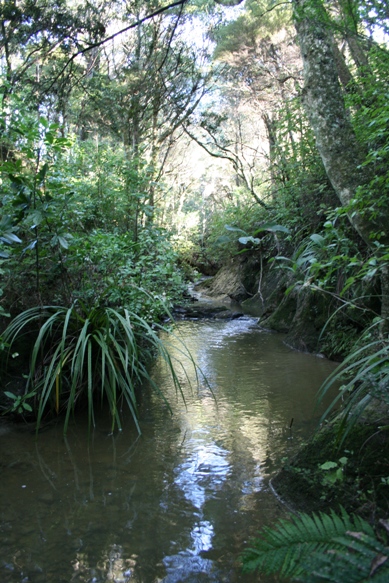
[193,252,345,357]
[194,256,260,303]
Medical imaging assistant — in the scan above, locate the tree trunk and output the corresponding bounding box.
[292,0,389,329]
[292,0,374,244]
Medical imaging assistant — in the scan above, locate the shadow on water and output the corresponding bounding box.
[0,317,338,582]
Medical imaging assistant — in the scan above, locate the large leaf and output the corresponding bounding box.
[224,224,247,234]
[238,236,260,245]
[0,232,22,244]
[253,223,290,235]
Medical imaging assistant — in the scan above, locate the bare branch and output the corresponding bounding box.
[45,0,190,91]
[183,125,271,209]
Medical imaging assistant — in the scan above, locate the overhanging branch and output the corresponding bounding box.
[183,125,271,209]
[45,0,190,91]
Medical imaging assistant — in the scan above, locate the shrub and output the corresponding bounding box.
[2,301,188,434]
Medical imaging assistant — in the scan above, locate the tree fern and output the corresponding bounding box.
[241,507,387,581]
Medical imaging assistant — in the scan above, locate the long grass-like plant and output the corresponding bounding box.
[2,302,188,433]
[316,321,389,446]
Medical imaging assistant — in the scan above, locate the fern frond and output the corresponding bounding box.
[303,531,389,582]
[241,508,376,581]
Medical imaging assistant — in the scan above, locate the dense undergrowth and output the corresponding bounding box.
[1,3,389,579]
[0,104,190,432]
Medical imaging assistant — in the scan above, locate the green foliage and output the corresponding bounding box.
[317,325,389,446]
[0,214,22,258]
[242,507,389,582]
[184,197,263,267]
[0,100,77,308]
[0,216,20,321]
[0,99,187,317]
[213,0,292,58]
[2,389,36,416]
[225,222,290,247]
[273,217,365,295]
[64,140,153,233]
[68,228,186,319]
[318,456,348,486]
[2,302,188,433]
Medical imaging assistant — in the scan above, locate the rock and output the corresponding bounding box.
[172,303,242,320]
[241,268,290,318]
[194,256,261,303]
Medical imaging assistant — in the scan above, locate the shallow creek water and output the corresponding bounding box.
[0,316,338,582]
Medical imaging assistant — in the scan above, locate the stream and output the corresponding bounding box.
[0,315,338,582]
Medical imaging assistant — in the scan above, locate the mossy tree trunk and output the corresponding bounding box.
[292,0,389,324]
[293,0,370,241]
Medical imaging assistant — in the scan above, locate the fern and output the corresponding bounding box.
[241,507,389,582]
[303,531,389,582]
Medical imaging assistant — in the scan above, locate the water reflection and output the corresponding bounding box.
[174,439,231,508]
[0,317,338,582]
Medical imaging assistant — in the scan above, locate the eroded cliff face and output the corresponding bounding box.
[194,255,262,303]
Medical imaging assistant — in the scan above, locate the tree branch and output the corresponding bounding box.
[45,0,190,91]
[183,125,271,209]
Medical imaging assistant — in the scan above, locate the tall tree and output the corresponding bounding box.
[214,0,389,321]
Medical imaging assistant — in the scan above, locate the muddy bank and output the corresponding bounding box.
[193,255,367,359]
[271,402,389,521]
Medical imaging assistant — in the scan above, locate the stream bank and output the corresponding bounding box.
[271,402,389,521]
[192,253,377,360]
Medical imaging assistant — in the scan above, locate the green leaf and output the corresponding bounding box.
[242,508,375,579]
[320,461,338,470]
[58,236,70,249]
[310,234,326,246]
[4,391,17,400]
[36,163,48,183]
[0,232,22,244]
[224,224,247,234]
[39,117,49,128]
[238,236,260,245]
[253,223,290,235]
[23,240,37,251]
[28,210,43,228]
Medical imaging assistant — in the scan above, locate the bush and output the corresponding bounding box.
[1,301,188,433]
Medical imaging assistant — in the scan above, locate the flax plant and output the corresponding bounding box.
[317,321,389,446]
[2,302,185,434]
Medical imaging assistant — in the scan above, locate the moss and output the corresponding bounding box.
[272,416,389,522]
[260,293,297,332]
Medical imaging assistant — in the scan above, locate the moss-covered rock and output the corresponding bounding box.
[241,267,291,319]
[259,292,297,332]
[284,287,332,353]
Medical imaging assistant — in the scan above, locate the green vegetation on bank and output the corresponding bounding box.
[1,0,389,578]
